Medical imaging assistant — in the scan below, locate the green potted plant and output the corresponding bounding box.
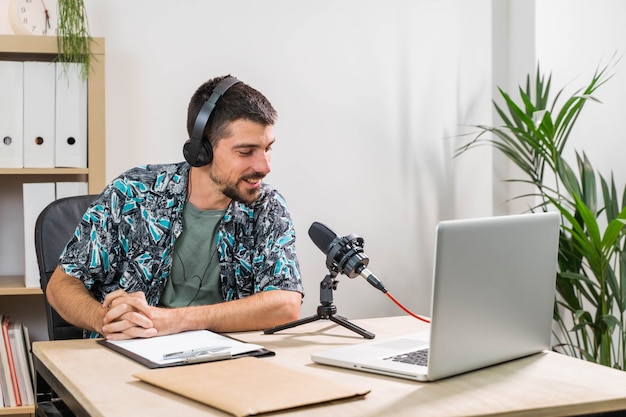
[57,0,92,79]
[456,63,626,370]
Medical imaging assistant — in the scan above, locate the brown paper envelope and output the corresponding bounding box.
[133,356,370,416]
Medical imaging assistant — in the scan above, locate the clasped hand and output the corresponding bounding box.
[101,290,158,340]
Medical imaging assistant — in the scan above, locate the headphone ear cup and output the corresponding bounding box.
[200,138,213,165]
[183,137,212,167]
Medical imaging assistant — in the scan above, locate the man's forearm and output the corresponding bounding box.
[47,266,303,337]
[152,289,302,335]
[46,266,107,334]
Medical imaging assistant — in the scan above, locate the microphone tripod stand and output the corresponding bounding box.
[264,270,375,339]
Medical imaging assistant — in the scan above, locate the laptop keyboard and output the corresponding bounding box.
[383,349,429,366]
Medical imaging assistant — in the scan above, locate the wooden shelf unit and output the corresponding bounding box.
[0,35,105,416]
[0,35,105,296]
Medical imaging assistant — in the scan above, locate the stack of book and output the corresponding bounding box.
[0,315,35,408]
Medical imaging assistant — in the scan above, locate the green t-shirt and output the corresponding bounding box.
[160,203,226,307]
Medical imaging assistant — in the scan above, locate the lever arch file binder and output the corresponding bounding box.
[55,182,88,200]
[55,62,88,168]
[24,61,56,168]
[0,61,24,168]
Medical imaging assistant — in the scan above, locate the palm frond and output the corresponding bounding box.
[455,61,626,369]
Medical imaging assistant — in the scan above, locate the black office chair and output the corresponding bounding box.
[33,194,97,417]
[34,194,98,341]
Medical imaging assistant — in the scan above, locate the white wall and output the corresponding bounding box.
[535,0,626,194]
[3,0,624,333]
[17,0,626,328]
[76,0,494,321]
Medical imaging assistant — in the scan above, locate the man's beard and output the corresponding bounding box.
[210,171,264,205]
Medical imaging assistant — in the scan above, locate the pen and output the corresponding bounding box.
[162,345,231,360]
[182,349,232,364]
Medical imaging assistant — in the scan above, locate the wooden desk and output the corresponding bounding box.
[32,316,626,417]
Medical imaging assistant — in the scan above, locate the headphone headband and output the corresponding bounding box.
[190,76,242,142]
[184,76,242,167]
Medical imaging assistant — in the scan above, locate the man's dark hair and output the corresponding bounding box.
[186,75,278,148]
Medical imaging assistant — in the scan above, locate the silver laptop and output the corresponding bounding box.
[311,212,560,382]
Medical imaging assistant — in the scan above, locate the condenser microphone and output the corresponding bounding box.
[308,222,387,293]
[308,221,339,254]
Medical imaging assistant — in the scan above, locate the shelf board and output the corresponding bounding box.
[0,34,104,55]
[0,404,35,415]
[0,168,89,175]
[0,276,42,296]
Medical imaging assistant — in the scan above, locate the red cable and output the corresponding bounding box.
[385,291,431,323]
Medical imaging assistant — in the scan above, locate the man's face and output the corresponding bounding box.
[208,119,274,205]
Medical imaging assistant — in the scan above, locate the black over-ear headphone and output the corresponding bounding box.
[183,76,242,167]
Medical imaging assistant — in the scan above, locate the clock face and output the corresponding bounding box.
[9,0,59,36]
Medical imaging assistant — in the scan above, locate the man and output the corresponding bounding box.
[46,75,304,340]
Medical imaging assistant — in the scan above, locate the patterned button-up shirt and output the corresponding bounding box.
[59,162,304,310]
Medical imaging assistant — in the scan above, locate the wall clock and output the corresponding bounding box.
[9,0,59,36]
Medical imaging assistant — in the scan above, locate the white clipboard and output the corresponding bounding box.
[99,330,274,368]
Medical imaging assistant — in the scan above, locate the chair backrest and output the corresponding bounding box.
[34,194,98,340]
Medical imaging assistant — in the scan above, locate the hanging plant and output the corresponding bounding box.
[57,0,92,80]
